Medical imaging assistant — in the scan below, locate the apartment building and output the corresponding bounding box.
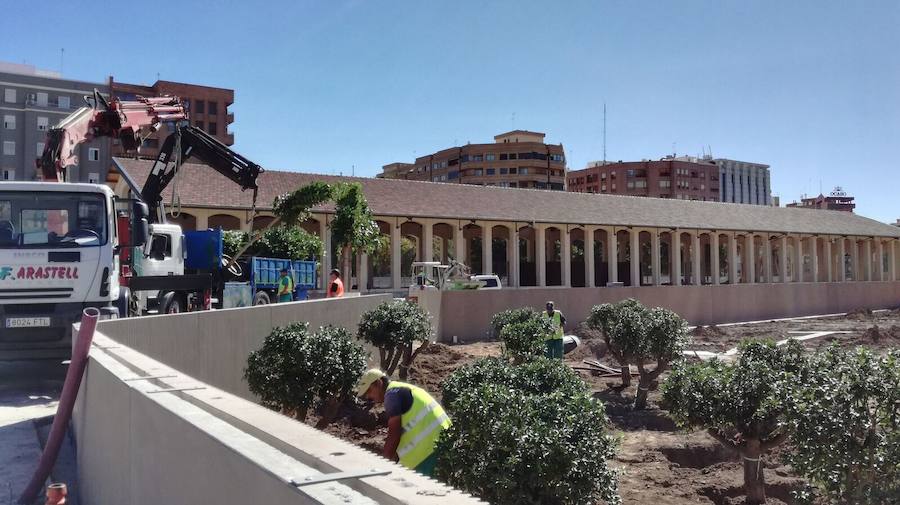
[380,130,567,190]
[787,187,856,212]
[0,62,111,183]
[567,156,721,201]
[715,158,771,205]
[109,78,235,160]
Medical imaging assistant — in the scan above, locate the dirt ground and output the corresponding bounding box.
[307,310,900,504]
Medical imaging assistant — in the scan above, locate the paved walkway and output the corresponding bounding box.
[0,361,65,505]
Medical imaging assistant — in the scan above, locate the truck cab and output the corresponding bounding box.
[0,182,124,359]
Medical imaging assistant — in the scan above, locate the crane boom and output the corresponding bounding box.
[141,125,263,223]
[38,89,187,181]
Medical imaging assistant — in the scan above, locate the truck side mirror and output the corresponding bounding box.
[132,202,150,248]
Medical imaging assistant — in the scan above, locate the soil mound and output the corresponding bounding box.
[690,325,727,338]
[847,307,874,320]
[862,325,900,343]
[408,342,470,400]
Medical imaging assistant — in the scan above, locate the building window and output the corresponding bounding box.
[499,153,508,160]
[87,172,100,183]
[509,167,517,174]
[448,171,459,180]
[57,96,70,109]
[508,153,517,160]
[36,92,48,106]
[88,148,100,161]
[36,142,44,156]
[611,182,616,190]
[486,168,495,175]
[627,181,634,189]
[439,174,447,181]
[195,100,205,114]
[509,182,517,188]
[3,141,15,155]
[208,122,217,135]
[472,154,483,161]
[659,180,671,188]
[473,169,483,176]
[4,89,15,103]
[550,154,564,162]
[635,180,647,189]
[485,154,496,161]
[37,116,48,131]
[610,171,616,179]
[195,120,204,129]
[208,101,218,115]
[500,167,508,175]
[700,183,705,190]
[3,115,14,129]
[519,168,528,175]
[3,169,14,180]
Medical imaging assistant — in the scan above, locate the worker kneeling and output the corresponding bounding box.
[356,369,451,477]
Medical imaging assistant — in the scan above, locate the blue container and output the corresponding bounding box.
[184,229,223,270]
[250,257,317,301]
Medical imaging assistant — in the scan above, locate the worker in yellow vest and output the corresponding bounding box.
[356,369,451,476]
[277,267,295,303]
[542,300,566,359]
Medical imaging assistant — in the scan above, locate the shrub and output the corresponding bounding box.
[490,307,538,338]
[222,227,322,261]
[785,347,900,504]
[357,300,432,379]
[663,340,805,505]
[441,356,588,410]
[588,299,689,408]
[435,384,620,505]
[244,323,367,422]
[499,316,556,363]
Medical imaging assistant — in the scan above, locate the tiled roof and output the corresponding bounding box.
[113,157,900,238]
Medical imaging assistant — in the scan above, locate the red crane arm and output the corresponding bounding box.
[38,89,188,181]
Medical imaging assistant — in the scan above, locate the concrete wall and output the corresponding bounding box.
[439,282,900,341]
[97,294,392,400]
[74,331,482,505]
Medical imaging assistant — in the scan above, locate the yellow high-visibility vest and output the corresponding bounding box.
[542,310,564,340]
[387,381,451,469]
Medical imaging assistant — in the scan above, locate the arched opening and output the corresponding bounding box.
[369,220,393,289]
[400,221,423,281]
[659,231,673,285]
[252,215,276,231]
[638,230,652,285]
[433,223,454,264]
[716,233,730,284]
[518,225,536,286]
[615,229,632,287]
[545,226,562,286]
[208,214,241,231]
[699,233,712,284]
[594,228,608,287]
[462,223,483,274]
[166,212,196,231]
[492,225,511,284]
[570,228,585,288]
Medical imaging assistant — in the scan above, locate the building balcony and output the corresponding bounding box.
[226,112,234,124]
[224,133,235,145]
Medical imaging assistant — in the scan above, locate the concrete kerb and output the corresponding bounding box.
[76,331,483,505]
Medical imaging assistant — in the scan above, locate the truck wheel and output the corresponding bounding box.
[253,291,271,305]
[117,287,131,318]
[161,292,183,314]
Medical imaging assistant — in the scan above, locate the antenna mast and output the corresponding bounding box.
[602,103,607,165]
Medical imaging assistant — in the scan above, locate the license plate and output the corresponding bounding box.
[5,317,51,328]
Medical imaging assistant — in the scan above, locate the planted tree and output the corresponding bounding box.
[490,307,538,338]
[663,340,806,505]
[227,181,333,267]
[441,356,589,409]
[244,323,367,424]
[357,299,432,379]
[436,383,619,505]
[223,227,322,261]
[499,316,556,363]
[588,299,689,408]
[331,182,381,284]
[785,347,899,504]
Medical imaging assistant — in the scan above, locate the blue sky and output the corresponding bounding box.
[3,1,898,221]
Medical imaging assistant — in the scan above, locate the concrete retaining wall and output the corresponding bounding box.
[74,331,482,505]
[439,282,900,341]
[97,295,392,400]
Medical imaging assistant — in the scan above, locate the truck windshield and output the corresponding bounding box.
[0,191,107,248]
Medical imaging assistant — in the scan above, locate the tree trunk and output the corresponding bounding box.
[742,438,766,504]
[634,375,651,410]
[293,407,308,422]
[314,398,341,428]
[340,244,352,289]
[620,366,631,387]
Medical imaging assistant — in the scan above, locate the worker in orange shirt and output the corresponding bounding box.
[327,269,345,298]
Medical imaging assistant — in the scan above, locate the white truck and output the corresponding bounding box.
[0,182,143,359]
